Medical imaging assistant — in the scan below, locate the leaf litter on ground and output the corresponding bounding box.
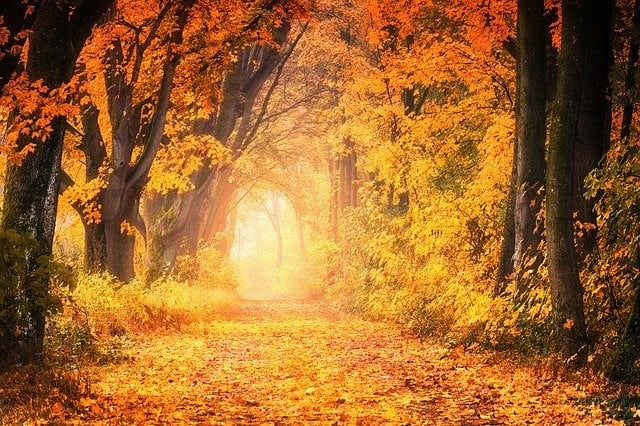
[3,301,624,424]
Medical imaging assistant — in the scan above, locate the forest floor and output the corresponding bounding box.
[1,301,629,424]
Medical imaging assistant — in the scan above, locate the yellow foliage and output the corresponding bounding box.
[70,273,240,336]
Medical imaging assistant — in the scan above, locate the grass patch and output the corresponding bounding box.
[72,274,241,337]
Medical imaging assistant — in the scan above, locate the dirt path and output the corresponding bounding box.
[63,301,613,424]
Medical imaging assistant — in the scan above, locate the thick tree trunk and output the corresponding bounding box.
[572,0,612,257]
[102,175,142,282]
[78,104,108,272]
[84,221,107,273]
[145,191,195,279]
[546,0,589,369]
[104,222,136,281]
[0,0,114,364]
[99,3,192,281]
[2,117,65,363]
[513,0,547,295]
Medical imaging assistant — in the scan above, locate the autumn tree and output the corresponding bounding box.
[495,2,559,293]
[61,0,196,282]
[65,0,297,281]
[144,14,304,278]
[0,0,114,364]
[0,1,38,91]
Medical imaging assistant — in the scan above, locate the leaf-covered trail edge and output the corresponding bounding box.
[60,301,616,424]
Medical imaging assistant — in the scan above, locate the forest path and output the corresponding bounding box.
[68,300,612,424]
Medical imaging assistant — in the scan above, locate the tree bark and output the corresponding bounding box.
[513,0,547,295]
[546,0,589,369]
[0,0,114,365]
[99,2,193,281]
[77,104,108,272]
[200,168,238,246]
[572,0,613,257]
[621,0,640,142]
[494,139,517,295]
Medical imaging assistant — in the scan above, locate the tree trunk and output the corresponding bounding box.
[2,117,65,363]
[182,194,206,256]
[102,175,141,282]
[79,104,108,272]
[572,0,613,257]
[265,196,283,269]
[494,140,517,295]
[100,3,193,281]
[296,211,306,261]
[513,0,547,296]
[0,0,114,365]
[546,0,589,369]
[145,191,194,280]
[84,221,107,273]
[621,0,640,142]
[200,168,238,250]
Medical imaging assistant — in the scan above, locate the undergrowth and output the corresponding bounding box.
[1,250,241,424]
[71,273,240,337]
